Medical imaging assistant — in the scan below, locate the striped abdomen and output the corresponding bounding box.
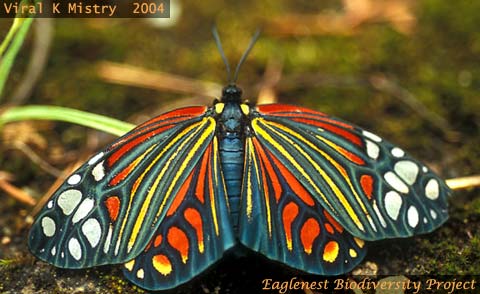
[219,135,244,231]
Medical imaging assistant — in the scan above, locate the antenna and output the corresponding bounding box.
[232,29,261,84]
[212,26,232,83]
[212,27,261,84]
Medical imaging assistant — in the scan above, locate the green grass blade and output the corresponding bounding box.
[0,105,135,136]
[0,18,34,99]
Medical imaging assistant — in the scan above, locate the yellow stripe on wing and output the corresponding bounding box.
[247,137,273,236]
[210,136,221,235]
[245,138,254,220]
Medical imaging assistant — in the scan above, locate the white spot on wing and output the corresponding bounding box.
[367,215,377,232]
[391,147,405,157]
[422,166,428,173]
[384,171,409,194]
[88,152,104,165]
[423,217,428,224]
[384,191,402,220]
[57,189,82,215]
[373,200,387,228]
[72,198,95,223]
[51,246,56,256]
[67,174,82,185]
[137,268,145,279]
[41,217,56,237]
[47,200,53,209]
[430,209,438,219]
[103,225,113,254]
[68,238,82,261]
[394,160,419,185]
[363,130,382,142]
[82,218,102,248]
[92,161,105,182]
[425,179,439,200]
[366,140,380,160]
[407,206,419,228]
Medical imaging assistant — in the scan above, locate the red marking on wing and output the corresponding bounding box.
[108,106,207,165]
[282,202,299,249]
[337,147,365,165]
[107,124,173,167]
[267,150,315,206]
[184,208,204,252]
[109,157,143,186]
[360,174,374,200]
[167,227,189,263]
[257,104,327,116]
[104,196,120,222]
[252,138,282,202]
[195,145,211,204]
[166,172,194,217]
[300,218,321,254]
[144,241,152,252]
[325,223,335,234]
[136,106,207,129]
[154,234,163,247]
[323,211,344,233]
[290,117,362,147]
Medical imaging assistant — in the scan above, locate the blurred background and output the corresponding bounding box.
[0,0,479,293]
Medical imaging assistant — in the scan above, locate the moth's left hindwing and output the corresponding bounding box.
[28,106,223,268]
[123,137,235,290]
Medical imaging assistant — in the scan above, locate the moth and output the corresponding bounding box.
[29,30,450,290]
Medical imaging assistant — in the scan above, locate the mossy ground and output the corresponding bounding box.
[0,0,479,293]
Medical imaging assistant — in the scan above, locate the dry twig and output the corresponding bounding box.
[97,61,222,98]
[0,174,36,206]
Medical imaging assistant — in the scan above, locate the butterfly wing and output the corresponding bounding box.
[122,137,235,290]
[239,136,367,274]
[244,104,450,242]
[28,106,224,268]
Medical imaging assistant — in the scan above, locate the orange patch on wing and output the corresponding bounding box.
[323,211,344,233]
[360,174,374,199]
[252,138,282,202]
[268,151,315,206]
[152,254,173,276]
[184,208,204,253]
[104,196,121,222]
[282,202,299,251]
[323,241,339,263]
[325,223,334,235]
[166,171,194,216]
[300,218,321,254]
[154,234,163,247]
[167,227,189,263]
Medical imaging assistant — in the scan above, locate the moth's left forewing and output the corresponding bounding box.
[28,106,222,268]
[250,104,451,241]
